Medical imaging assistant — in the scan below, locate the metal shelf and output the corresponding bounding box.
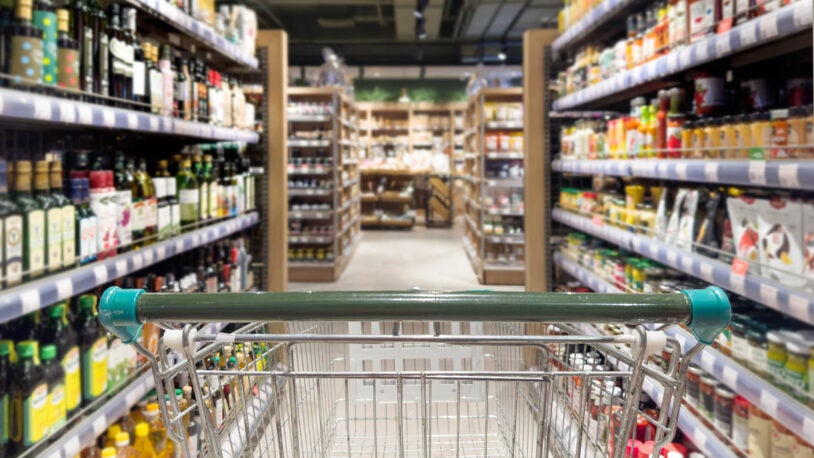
[288,235,333,244]
[553,208,814,326]
[125,0,258,70]
[0,213,258,324]
[485,152,524,160]
[288,188,333,197]
[551,0,636,54]
[288,114,332,122]
[554,252,621,293]
[0,87,259,142]
[484,121,523,129]
[553,159,814,190]
[288,210,333,220]
[289,139,331,148]
[484,235,525,244]
[486,208,524,216]
[553,0,812,110]
[484,178,523,188]
[287,166,333,175]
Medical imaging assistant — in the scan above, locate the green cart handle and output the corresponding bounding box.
[99,286,730,346]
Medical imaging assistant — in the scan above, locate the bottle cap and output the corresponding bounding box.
[89,170,106,189]
[101,447,117,458]
[15,160,31,173]
[135,422,149,437]
[182,159,192,167]
[40,344,57,360]
[158,159,168,168]
[204,154,212,162]
[183,385,192,397]
[0,341,11,357]
[16,342,35,359]
[78,294,96,311]
[115,432,130,447]
[146,402,159,413]
[48,303,65,319]
[56,9,69,32]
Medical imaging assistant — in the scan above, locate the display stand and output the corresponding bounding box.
[287,87,361,282]
[462,88,525,285]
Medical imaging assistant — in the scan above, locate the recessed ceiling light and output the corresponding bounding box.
[497,52,507,61]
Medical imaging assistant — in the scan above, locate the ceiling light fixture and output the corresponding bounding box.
[497,51,507,61]
[413,9,423,18]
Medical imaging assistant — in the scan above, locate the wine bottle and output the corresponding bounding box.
[6,0,43,86]
[56,8,79,91]
[33,0,56,86]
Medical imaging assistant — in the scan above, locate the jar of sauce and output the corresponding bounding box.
[788,106,807,159]
[767,330,789,384]
[704,117,722,158]
[690,120,706,158]
[751,111,773,156]
[714,385,736,436]
[686,363,703,407]
[732,395,750,451]
[700,373,717,417]
[730,315,750,366]
[681,120,694,158]
[747,325,769,378]
[719,115,737,158]
[785,339,810,397]
[749,405,772,458]
[666,114,684,158]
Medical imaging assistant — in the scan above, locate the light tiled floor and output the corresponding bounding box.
[288,220,524,292]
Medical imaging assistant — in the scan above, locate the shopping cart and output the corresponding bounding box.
[99,287,731,458]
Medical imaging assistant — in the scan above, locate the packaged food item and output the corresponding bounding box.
[699,373,717,417]
[688,0,719,42]
[749,404,772,458]
[756,196,805,288]
[792,434,814,457]
[686,364,703,406]
[695,191,721,258]
[771,109,790,159]
[805,202,814,292]
[714,384,735,436]
[665,189,687,245]
[773,421,797,457]
[727,195,762,274]
[732,395,750,451]
[676,189,700,251]
[694,74,725,115]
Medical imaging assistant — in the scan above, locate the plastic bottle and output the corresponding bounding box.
[9,341,47,453]
[101,446,117,458]
[0,341,11,456]
[41,302,81,415]
[115,432,138,457]
[75,294,108,405]
[103,424,121,448]
[133,422,156,458]
[144,402,168,454]
[41,344,66,435]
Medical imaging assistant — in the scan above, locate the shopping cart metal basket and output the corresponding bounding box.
[99,286,731,458]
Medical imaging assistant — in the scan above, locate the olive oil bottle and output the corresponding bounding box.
[33,161,61,274]
[0,161,23,288]
[5,0,43,86]
[12,161,44,280]
[176,159,198,229]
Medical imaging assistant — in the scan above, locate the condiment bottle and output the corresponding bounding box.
[6,0,43,86]
[713,384,735,437]
[690,119,705,159]
[9,341,47,453]
[771,108,790,159]
[734,114,752,159]
[75,294,108,405]
[750,112,773,157]
[719,115,737,158]
[681,120,694,158]
[41,344,66,435]
[788,106,807,159]
[703,117,721,158]
[655,90,669,155]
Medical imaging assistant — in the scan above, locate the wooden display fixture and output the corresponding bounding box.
[462,88,525,286]
[287,87,361,282]
[359,169,416,229]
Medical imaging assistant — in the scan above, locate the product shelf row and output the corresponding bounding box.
[552,159,814,191]
[553,208,814,326]
[0,88,259,143]
[554,251,814,447]
[0,212,258,325]
[553,0,812,110]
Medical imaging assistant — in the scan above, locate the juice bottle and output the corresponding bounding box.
[41,302,81,415]
[719,116,737,158]
[133,423,156,458]
[655,90,669,155]
[0,341,11,456]
[690,119,705,158]
[704,118,721,158]
[771,109,789,159]
[9,341,47,454]
[41,344,66,435]
[751,112,773,157]
[144,402,168,454]
[787,106,807,159]
[681,120,694,158]
[75,294,107,405]
[104,424,121,448]
[115,432,138,457]
[734,114,752,159]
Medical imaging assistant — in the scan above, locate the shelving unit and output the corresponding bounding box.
[287,87,360,281]
[525,0,814,449]
[462,88,525,285]
[359,169,416,229]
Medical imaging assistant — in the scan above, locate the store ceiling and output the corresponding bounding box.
[243,0,560,66]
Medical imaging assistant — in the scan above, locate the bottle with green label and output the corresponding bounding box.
[5,0,43,86]
[9,341,47,453]
[41,303,80,416]
[40,344,65,435]
[50,162,75,270]
[12,161,45,280]
[193,155,208,222]
[133,159,156,245]
[176,159,198,229]
[206,155,219,220]
[33,161,61,274]
[71,178,97,265]
[0,161,23,288]
[0,341,11,456]
[153,160,171,241]
[75,294,107,405]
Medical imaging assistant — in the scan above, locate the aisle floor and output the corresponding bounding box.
[289,219,524,292]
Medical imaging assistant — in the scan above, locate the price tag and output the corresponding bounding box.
[759,15,778,39]
[716,34,732,57]
[125,387,142,407]
[749,161,767,185]
[759,284,779,308]
[20,290,40,314]
[56,278,73,300]
[666,250,678,266]
[58,101,75,123]
[731,258,749,276]
[729,271,747,295]
[92,415,108,436]
[700,263,715,282]
[678,46,692,68]
[667,52,679,72]
[693,430,708,450]
[681,256,694,273]
[760,391,779,417]
[658,163,669,178]
[676,163,688,180]
[592,215,604,227]
[142,249,154,265]
[131,253,143,270]
[704,162,719,182]
[793,0,810,27]
[695,42,708,62]
[701,350,715,369]
[778,164,800,188]
[788,294,810,323]
[64,436,81,458]
[749,147,766,160]
[127,113,139,130]
[740,21,758,47]
[722,366,739,387]
[649,243,659,258]
[93,265,108,284]
[102,109,115,127]
[174,239,184,253]
[33,97,50,120]
[149,116,159,131]
[804,417,814,439]
[156,245,166,260]
[292,212,302,219]
[115,259,127,277]
[306,189,315,195]
[77,105,93,124]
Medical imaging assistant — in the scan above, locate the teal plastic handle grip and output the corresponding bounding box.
[682,286,731,345]
[99,286,144,344]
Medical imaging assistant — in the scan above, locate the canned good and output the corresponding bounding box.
[714,385,736,436]
[700,373,717,417]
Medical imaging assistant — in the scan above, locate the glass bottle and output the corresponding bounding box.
[69,0,93,94]
[126,8,146,108]
[9,341,47,454]
[144,403,169,455]
[132,423,155,458]
[205,154,218,220]
[41,303,80,416]
[147,43,162,115]
[133,159,156,244]
[158,44,173,117]
[114,432,138,457]
[5,0,43,86]
[56,8,79,91]
[0,160,23,288]
[197,61,208,122]
[174,57,189,120]
[89,0,107,97]
[12,161,45,280]
[106,3,126,101]
[34,161,61,274]
[154,160,171,240]
[33,0,56,86]
[176,159,198,229]
[112,152,132,250]
[0,341,9,456]
[41,344,66,435]
[221,74,232,128]
[50,161,75,269]
[72,177,97,265]
[75,294,107,405]
[193,154,208,222]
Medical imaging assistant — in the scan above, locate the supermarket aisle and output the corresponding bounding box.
[289,218,523,292]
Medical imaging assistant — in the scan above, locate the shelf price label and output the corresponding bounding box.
[759,15,779,39]
[731,258,750,276]
[748,160,767,185]
[740,21,758,47]
[715,34,732,57]
[77,105,93,125]
[778,164,800,188]
[592,215,604,227]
